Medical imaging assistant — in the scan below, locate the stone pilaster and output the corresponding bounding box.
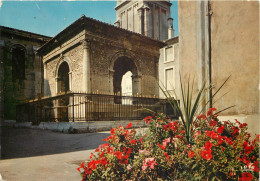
[82,39,91,93]
[144,5,151,37]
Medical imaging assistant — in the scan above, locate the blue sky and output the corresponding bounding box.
[0,1,178,37]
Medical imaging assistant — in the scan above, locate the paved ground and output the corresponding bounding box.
[0,127,111,181]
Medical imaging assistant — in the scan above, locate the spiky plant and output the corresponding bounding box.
[160,75,234,144]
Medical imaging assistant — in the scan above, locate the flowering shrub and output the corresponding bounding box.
[78,109,259,180]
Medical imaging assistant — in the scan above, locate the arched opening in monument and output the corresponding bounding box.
[57,61,70,93]
[121,71,133,96]
[113,56,138,104]
[57,61,70,121]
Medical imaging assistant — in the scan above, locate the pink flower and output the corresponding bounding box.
[142,158,157,171]
[127,165,132,171]
[139,149,150,156]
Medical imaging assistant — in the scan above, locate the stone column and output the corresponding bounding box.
[55,77,59,94]
[82,39,91,93]
[132,75,142,95]
[109,69,115,94]
[43,63,48,96]
[138,7,144,35]
[69,71,72,91]
[144,6,151,37]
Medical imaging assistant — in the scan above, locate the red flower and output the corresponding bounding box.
[126,122,132,129]
[197,114,207,120]
[205,141,213,151]
[77,162,84,172]
[215,139,223,146]
[158,143,166,150]
[118,155,128,165]
[201,150,212,160]
[217,125,225,134]
[251,161,259,172]
[207,107,216,116]
[84,168,92,175]
[243,141,254,154]
[110,128,115,135]
[89,152,94,159]
[164,152,170,161]
[188,151,195,158]
[232,126,239,136]
[130,139,137,144]
[237,156,251,166]
[163,121,178,132]
[100,157,109,166]
[239,123,247,129]
[114,151,123,159]
[87,160,98,170]
[99,151,105,158]
[139,137,144,143]
[224,137,234,145]
[144,116,153,124]
[209,120,217,127]
[239,172,253,181]
[123,147,133,155]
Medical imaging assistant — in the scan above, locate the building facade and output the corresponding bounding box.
[115,0,174,41]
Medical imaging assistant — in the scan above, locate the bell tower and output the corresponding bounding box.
[115,0,174,41]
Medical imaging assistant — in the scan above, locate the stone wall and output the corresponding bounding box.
[0,27,50,119]
[210,1,259,115]
[178,1,259,135]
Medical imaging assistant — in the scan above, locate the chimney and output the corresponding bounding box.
[114,19,120,27]
[167,17,174,39]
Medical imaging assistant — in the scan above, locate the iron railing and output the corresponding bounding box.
[16,92,179,124]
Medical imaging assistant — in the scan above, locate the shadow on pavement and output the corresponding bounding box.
[1,127,110,159]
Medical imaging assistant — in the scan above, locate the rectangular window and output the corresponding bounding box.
[165,46,174,63]
[165,68,175,96]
